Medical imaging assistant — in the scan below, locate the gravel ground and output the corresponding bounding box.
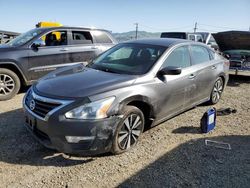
[0,75,249,188]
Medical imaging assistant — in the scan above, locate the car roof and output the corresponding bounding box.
[36,26,110,32]
[124,38,190,47]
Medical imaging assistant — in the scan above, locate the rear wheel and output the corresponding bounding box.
[0,68,20,101]
[111,106,144,154]
[208,77,224,104]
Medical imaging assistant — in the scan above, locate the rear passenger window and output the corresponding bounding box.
[92,31,113,43]
[190,46,210,65]
[72,31,93,45]
[162,46,191,68]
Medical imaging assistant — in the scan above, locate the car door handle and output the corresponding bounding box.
[60,48,69,52]
[189,74,196,79]
[91,47,97,49]
[211,65,216,70]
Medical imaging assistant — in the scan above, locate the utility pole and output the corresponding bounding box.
[194,22,198,33]
[134,23,138,39]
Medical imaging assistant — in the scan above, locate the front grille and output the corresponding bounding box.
[230,60,242,68]
[25,90,61,119]
[244,61,250,68]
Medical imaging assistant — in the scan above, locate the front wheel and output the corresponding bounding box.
[111,106,144,154]
[0,68,20,101]
[208,77,224,104]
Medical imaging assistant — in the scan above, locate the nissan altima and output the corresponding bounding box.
[23,38,229,155]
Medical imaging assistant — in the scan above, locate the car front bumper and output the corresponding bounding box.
[229,69,250,76]
[23,102,120,155]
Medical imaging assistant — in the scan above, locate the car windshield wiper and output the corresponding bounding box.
[88,64,118,74]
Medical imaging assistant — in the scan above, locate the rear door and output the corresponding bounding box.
[67,30,99,66]
[189,45,218,103]
[28,29,70,80]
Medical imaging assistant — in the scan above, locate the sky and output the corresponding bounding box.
[0,0,249,33]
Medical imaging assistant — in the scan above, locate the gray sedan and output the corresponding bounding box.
[23,38,229,155]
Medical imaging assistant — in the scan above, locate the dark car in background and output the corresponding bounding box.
[0,26,117,100]
[23,38,229,155]
[161,32,204,42]
[214,31,250,75]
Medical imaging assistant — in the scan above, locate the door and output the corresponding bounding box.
[156,45,196,120]
[67,30,99,66]
[28,30,71,80]
[189,45,217,103]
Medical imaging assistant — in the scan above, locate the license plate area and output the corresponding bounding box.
[25,115,37,131]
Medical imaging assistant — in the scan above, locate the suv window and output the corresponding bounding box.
[92,31,113,43]
[190,45,210,65]
[34,30,67,47]
[196,35,203,42]
[71,31,93,45]
[188,35,195,41]
[162,46,191,68]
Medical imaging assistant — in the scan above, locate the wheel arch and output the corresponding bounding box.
[118,95,155,130]
[217,73,226,90]
[0,62,27,86]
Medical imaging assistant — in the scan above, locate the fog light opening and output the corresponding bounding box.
[65,136,95,143]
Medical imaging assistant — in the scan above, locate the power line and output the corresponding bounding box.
[198,23,247,30]
[139,24,193,32]
[197,28,220,33]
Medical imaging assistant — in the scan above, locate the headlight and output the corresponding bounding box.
[65,97,115,120]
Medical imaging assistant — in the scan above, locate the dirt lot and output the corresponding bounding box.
[0,75,249,188]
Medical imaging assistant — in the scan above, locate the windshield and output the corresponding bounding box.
[88,43,166,75]
[6,28,44,47]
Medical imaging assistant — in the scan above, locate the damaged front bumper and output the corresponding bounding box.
[23,103,121,155]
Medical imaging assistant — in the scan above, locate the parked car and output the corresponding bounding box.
[23,38,229,155]
[161,32,204,42]
[213,31,250,75]
[0,27,117,100]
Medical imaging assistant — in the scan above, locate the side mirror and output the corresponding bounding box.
[31,39,45,51]
[158,66,182,75]
[31,43,39,51]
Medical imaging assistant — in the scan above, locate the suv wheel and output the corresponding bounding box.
[112,106,144,154]
[0,68,20,101]
[209,77,224,104]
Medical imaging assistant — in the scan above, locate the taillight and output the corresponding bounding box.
[224,61,230,67]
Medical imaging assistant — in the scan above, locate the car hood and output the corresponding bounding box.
[0,44,17,51]
[34,64,137,99]
[213,31,250,51]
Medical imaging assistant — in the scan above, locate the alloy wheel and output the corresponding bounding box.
[118,114,143,150]
[0,74,15,96]
[212,78,223,103]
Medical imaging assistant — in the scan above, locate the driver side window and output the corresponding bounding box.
[162,46,191,69]
[32,30,67,47]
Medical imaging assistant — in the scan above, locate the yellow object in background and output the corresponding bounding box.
[36,22,63,40]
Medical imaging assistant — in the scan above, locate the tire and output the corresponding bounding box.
[111,106,145,154]
[0,68,21,101]
[208,77,224,105]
